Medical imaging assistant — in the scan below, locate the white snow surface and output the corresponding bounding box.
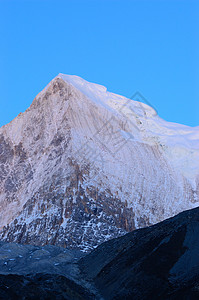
[58,73,199,184]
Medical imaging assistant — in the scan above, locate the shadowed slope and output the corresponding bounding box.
[79,207,199,299]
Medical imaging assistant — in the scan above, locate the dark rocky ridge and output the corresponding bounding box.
[79,207,199,299]
[1,207,199,299]
[0,273,95,300]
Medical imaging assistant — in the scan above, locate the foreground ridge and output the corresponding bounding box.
[1,207,199,299]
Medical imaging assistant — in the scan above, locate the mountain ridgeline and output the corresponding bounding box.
[0,74,198,251]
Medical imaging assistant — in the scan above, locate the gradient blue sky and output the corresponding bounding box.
[0,0,198,127]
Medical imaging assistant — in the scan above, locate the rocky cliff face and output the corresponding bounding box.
[0,74,198,251]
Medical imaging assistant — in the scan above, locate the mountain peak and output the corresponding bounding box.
[0,74,198,251]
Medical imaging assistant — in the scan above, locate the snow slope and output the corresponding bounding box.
[59,73,199,185]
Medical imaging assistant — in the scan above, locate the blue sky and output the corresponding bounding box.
[0,0,198,127]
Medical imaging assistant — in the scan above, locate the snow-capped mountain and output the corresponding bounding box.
[0,74,198,251]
